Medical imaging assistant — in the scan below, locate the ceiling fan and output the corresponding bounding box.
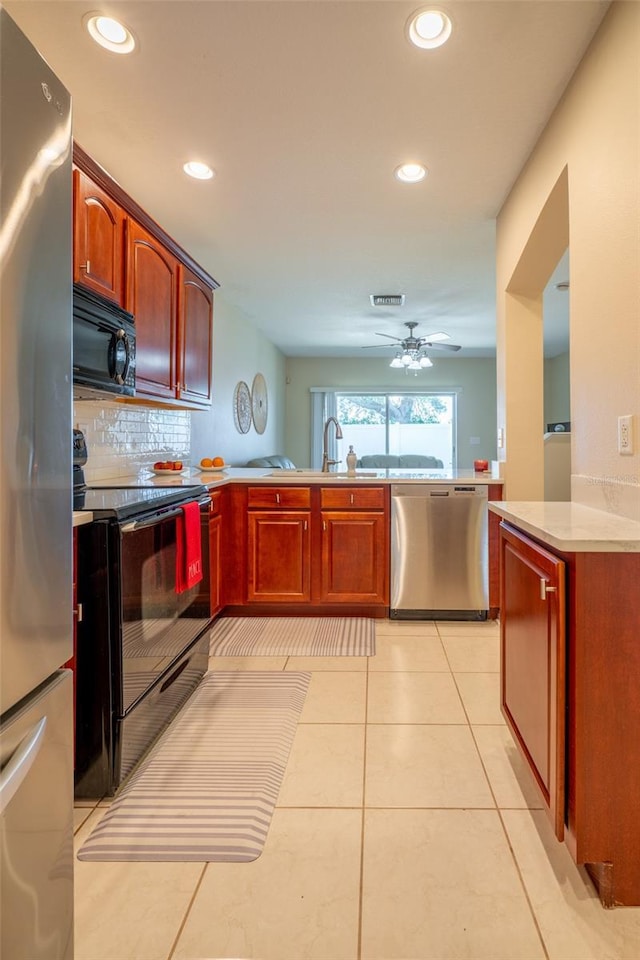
[362,321,461,372]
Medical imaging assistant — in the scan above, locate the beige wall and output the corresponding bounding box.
[544,352,570,428]
[284,356,497,469]
[191,292,286,466]
[496,2,640,519]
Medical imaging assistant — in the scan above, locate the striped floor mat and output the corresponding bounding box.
[77,671,310,862]
[209,617,375,657]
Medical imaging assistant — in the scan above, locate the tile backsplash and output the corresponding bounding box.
[75,400,191,481]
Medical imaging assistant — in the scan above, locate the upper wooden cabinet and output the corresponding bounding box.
[73,169,125,304]
[178,265,213,406]
[72,144,218,409]
[126,219,179,401]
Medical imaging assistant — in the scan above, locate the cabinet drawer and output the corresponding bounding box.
[320,486,385,510]
[247,486,311,509]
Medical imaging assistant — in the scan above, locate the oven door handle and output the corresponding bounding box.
[120,495,211,533]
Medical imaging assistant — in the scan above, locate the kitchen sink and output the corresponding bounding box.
[267,469,377,479]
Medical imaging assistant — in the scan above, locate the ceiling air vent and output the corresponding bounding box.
[370,294,405,307]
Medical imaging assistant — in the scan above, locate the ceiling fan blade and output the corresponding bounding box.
[374,332,403,341]
[418,331,450,343]
[361,343,400,349]
[423,341,461,352]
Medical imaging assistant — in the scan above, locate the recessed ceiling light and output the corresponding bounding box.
[84,13,136,54]
[394,163,427,183]
[407,8,452,49]
[183,161,215,181]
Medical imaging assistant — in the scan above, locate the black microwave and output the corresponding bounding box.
[73,284,136,400]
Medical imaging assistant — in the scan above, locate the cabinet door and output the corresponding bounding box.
[320,511,387,603]
[209,513,223,617]
[500,522,566,840]
[73,169,125,303]
[247,511,310,602]
[178,265,213,406]
[126,218,178,400]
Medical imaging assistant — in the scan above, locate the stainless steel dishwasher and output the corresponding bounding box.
[390,483,489,620]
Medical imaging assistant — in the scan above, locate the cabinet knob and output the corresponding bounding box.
[539,578,557,600]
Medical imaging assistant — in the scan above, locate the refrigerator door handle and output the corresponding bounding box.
[0,716,47,814]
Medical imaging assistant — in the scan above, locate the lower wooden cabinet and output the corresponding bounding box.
[320,512,387,604]
[247,510,311,602]
[500,522,566,840]
[241,484,389,610]
[499,519,640,907]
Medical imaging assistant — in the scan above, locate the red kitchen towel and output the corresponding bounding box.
[175,501,203,594]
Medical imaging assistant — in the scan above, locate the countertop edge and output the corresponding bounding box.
[73,511,93,527]
[488,501,640,553]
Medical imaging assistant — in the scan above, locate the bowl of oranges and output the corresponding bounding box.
[197,456,227,473]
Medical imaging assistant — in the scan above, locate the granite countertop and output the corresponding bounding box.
[88,467,503,489]
[489,501,640,553]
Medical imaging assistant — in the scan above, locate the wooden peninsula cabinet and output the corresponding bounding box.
[246,486,311,603]
[500,523,566,840]
[319,486,387,604]
[224,482,390,615]
[497,512,640,907]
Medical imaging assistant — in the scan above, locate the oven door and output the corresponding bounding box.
[115,495,212,715]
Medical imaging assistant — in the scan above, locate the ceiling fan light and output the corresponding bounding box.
[420,355,433,367]
[401,352,412,366]
[390,355,404,368]
[408,359,421,370]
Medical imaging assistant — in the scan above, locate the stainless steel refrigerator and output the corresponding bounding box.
[0,7,74,958]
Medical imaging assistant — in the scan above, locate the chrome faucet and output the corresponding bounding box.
[322,416,343,472]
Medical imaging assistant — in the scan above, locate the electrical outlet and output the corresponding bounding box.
[618,414,633,455]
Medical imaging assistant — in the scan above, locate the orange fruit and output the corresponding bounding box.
[212,456,225,467]
[200,457,213,468]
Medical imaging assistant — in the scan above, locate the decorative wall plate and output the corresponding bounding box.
[251,373,268,434]
[233,380,252,434]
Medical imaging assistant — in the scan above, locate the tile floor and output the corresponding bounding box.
[73,619,640,960]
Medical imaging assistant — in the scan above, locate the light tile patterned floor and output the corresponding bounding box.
[73,618,640,960]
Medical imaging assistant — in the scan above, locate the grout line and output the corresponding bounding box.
[166,862,209,960]
[357,656,370,960]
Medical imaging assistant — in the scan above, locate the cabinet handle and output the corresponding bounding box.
[80,260,90,272]
[322,520,326,531]
[276,493,280,504]
[350,493,354,505]
[76,602,83,623]
[304,520,307,531]
[539,578,557,600]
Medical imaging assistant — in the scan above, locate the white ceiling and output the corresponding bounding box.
[8,1,607,358]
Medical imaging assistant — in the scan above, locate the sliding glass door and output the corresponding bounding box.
[335,392,456,468]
